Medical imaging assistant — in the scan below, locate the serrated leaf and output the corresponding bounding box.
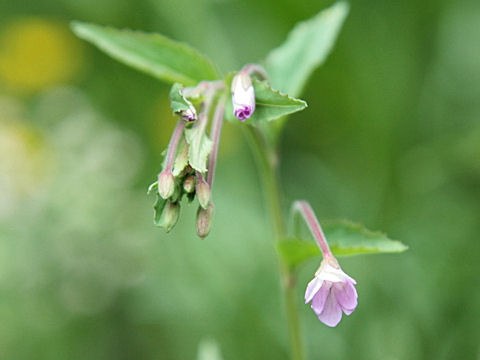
[278,220,408,268]
[225,79,307,124]
[71,21,218,85]
[185,126,213,173]
[265,2,349,97]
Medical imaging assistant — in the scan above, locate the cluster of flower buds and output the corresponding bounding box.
[149,67,260,238]
[148,81,226,238]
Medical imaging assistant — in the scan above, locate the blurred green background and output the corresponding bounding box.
[1,0,479,359]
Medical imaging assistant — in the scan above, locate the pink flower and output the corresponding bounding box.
[292,200,358,327]
[305,259,358,327]
[231,72,255,121]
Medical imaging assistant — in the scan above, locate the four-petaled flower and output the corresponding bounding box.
[305,258,358,327]
[231,72,255,121]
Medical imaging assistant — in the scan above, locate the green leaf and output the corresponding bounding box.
[326,221,408,256]
[172,138,189,176]
[278,220,408,268]
[169,83,196,118]
[185,126,213,173]
[71,21,218,86]
[225,79,307,124]
[152,194,167,226]
[147,180,158,195]
[265,2,349,97]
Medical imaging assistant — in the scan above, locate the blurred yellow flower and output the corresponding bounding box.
[0,18,83,93]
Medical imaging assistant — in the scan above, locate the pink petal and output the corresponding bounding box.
[305,278,323,304]
[343,308,355,316]
[333,280,358,312]
[311,281,332,316]
[317,290,343,327]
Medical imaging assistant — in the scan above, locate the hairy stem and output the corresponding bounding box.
[242,63,269,81]
[207,95,227,187]
[291,200,333,258]
[244,126,304,360]
[165,120,186,170]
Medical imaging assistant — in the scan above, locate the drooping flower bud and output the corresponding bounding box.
[231,72,255,121]
[196,173,211,209]
[158,169,175,199]
[183,175,196,193]
[160,201,180,233]
[196,203,214,238]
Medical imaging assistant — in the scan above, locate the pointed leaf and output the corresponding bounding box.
[172,138,189,176]
[265,2,349,97]
[185,126,213,173]
[147,180,158,195]
[71,21,218,85]
[225,79,307,124]
[278,220,408,268]
[152,193,167,226]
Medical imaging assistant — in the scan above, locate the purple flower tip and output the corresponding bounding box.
[185,113,196,121]
[231,72,255,121]
[180,107,196,122]
[305,261,358,327]
[234,106,253,121]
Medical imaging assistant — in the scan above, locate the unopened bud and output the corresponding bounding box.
[158,170,175,199]
[183,175,196,193]
[231,72,255,121]
[196,175,211,209]
[160,201,180,233]
[196,203,214,239]
[180,105,196,122]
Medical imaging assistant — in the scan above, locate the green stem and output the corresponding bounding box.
[244,126,304,360]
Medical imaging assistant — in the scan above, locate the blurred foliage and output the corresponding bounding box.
[0,0,479,359]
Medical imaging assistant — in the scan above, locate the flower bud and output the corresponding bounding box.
[231,72,255,121]
[158,169,175,199]
[183,175,196,193]
[180,103,196,122]
[196,175,211,209]
[160,201,180,233]
[196,203,214,239]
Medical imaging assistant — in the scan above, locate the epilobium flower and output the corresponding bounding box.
[231,72,255,121]
[305,258,358,327]
[292,200,358,327]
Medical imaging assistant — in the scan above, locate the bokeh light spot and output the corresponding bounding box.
[0,18,83,93]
